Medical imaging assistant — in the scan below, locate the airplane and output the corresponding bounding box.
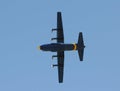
[38,12,85,83]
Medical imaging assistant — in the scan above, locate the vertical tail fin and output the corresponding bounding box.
[77,32,85,61]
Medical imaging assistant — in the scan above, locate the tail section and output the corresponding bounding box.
[77,32,85,61]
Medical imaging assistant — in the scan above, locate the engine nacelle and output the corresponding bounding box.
[52,64,58,68]
[52,55,58,59]
[51,38,58,41]
[51,28,57,32]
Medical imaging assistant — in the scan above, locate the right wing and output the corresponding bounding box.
[57,51,64,83]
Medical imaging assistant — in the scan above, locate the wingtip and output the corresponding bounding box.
[59,81,63,83]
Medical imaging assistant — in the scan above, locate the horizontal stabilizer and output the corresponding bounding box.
[77,32,85,61]
[78,49,84,61]
[78,32,84,46]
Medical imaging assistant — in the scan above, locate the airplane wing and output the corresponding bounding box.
[57,51,64,83]
[57,12,64,83]
[52,12,64,43]
[52,12,65,83]
[57,12,64,43]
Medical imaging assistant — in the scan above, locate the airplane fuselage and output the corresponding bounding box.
[40,43,78,52]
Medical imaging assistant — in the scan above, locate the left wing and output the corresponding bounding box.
[57,12,64,43]
[52,12,64,43]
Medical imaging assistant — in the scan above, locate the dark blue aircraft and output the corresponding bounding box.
[38,12,85,83]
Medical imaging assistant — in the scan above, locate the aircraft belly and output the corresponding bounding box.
[51,46,64,52]
[63,44,77,51]
[51,44,76,52]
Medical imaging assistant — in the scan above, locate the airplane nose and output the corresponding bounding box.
[37,46,41,50]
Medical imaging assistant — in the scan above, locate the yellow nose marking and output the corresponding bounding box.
[73,43,77,50]
[37,46,41,50]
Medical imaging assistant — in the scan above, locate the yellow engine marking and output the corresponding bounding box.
[73,43,77,50]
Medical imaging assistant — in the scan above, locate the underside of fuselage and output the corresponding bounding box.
[39,43,77,52]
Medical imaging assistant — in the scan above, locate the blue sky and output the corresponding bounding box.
[0,0,120,91]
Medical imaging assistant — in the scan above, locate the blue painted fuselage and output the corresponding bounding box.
[40,43,77,52]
